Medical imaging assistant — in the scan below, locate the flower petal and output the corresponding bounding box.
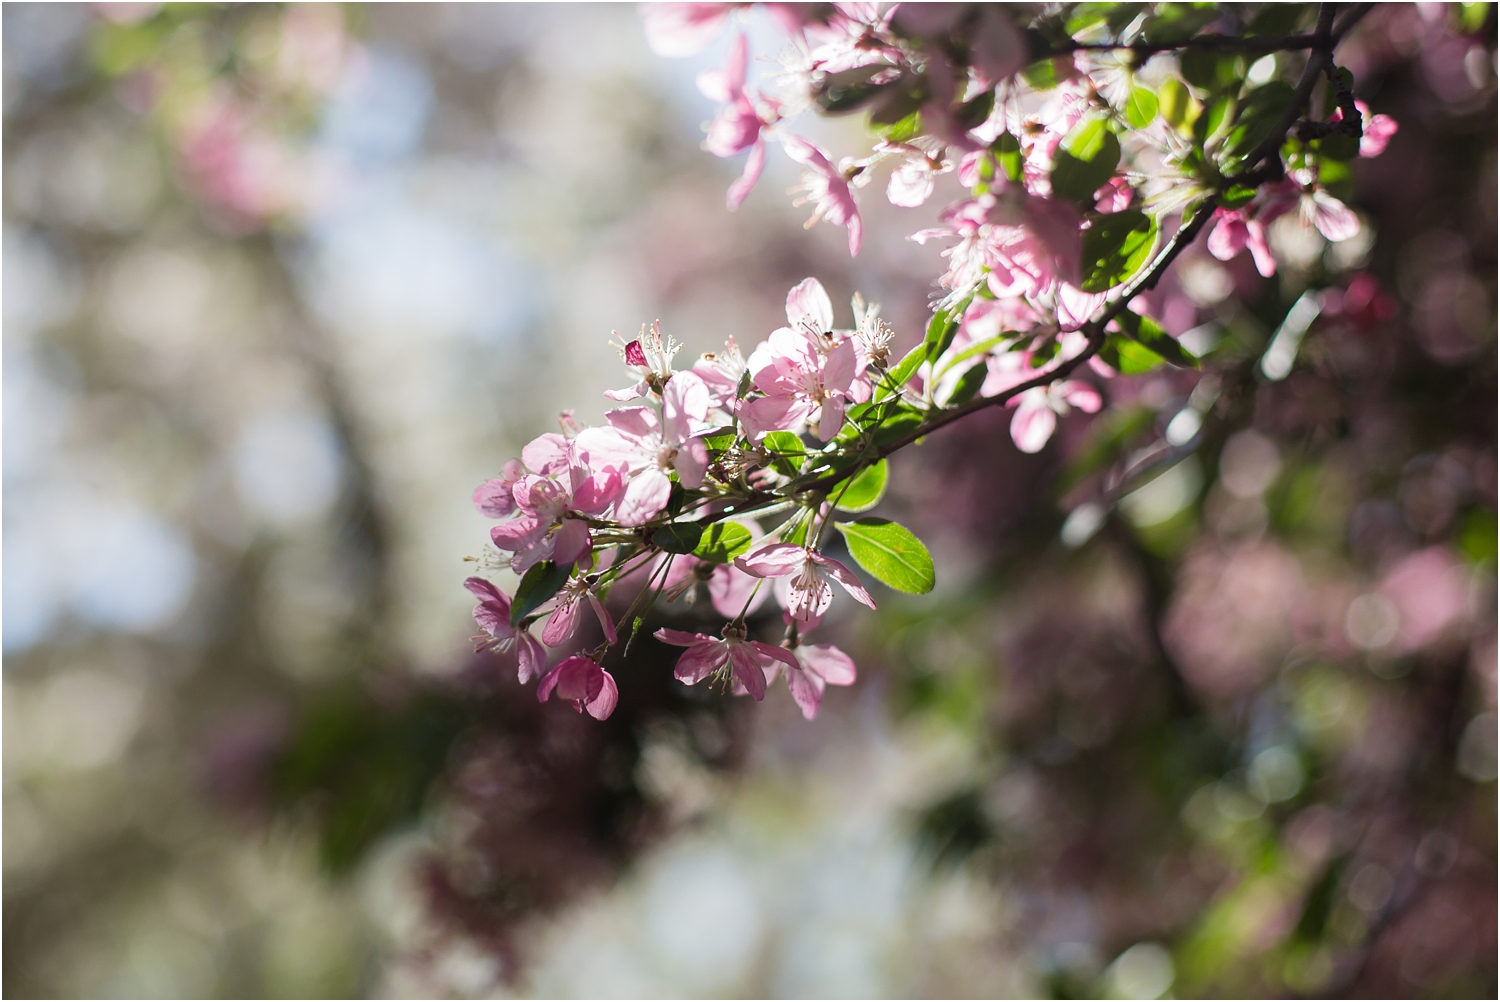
[736,542,809,578]
[798,643,857,685]
[729,645,767,700]
[812,553,877,609]
[585,670,619,720]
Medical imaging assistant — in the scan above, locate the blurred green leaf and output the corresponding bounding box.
[1144,3,1222,45]
[1051,116,1121,204]
[1126,85,1160,128]
[1080,210,1157,293]
[1459,508,1498,564]
[692,522,753,563]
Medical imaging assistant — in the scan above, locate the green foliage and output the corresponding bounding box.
[1021,56,1067,90]
[1059,404,1156,493]
[1100,332,1167,374]
[274,689,467,873]
[1050,116,1122,204]
[1115,310,1200,368]
[1159,77,1198,129]
[1459,508,1498,564]
[762,430,807,477]
[1226,82,1297,158]
[836,518,936,593]
[1125,85,1160,129]
[833,460,889,513]
[1080,210,1157,293]
[945,361,990,406]
[692,522,753,563]
[882,343,929,399]
[994,132,1024,182]
[651,521,705,553]
[1143,3,1222,45]
[923,298,968,365]
[512,561,571,625]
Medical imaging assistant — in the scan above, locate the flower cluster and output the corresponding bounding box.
[467,3,1400,722]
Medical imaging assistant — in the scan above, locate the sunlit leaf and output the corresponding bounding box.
[692,522,753,563]
[1051,115,1121,203]
[836,518,935,594]
[833,460,889,512]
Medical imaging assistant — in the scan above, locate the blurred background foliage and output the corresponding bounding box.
[3,2,1495,998]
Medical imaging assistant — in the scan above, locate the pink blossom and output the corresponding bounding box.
[1207,207,1277,277]
[641,2,737,57]
[536,655,619,720]
[654,626,800,701]
[540,576,619,647]
[1332,100,1399,158]
[911,194,1081,298]
[606,320,682,402]
[1007,380,1102,453]
[782,133,863,256]
[1300,189,1360,242]
[741,325,859,441]
[692,337,747,420]
[735,542,876,623]
[489,456,623,572]
[661,548,773,616]
[699,33,779,209]
[575,371,711,525]
[781,642,858,719]
[1056,283,1106,331]
[1094,176,1133,213]
[464,576,548,682]
[472,458,525,518]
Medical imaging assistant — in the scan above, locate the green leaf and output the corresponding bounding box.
[1159,77,1197,130]
[868,79,925,126]
[651,521,705,553]
[1114,311,1200,369]
[512,561,571,625]
[1021,57,1066,90]
[1195,93,1236,143]
[871,109,922,143]
[868,405,926,449]
[832,460,889,513]
[835,518,935,594]
[762,430,807,476]
[937,333,1011,376]
[945,361,989,406]
[1050,116,1121,204]
[1226,81,1296,157]
[1080,210,1157,293]
[814,65,894,115]
[1219,184,1258,209]
[881,343,928,399]
[692,522,753,563]
[1459,1,1492,34]
[701,432,736,451]
[1099,333,1163,374]
[994,132,1023,182]
[1142,3,1221,45]
[923,299,967,364]
[1314,134,1360,161]
[1125,86,1159,129]
[957,89,995,129]
[1248,3,1315,36]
